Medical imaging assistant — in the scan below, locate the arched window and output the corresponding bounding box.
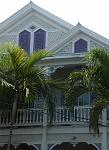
[33,29,46,51]
[77,92,96,106]
[19,30,30,53]
[77,93,90,106]
[74,39,87,53]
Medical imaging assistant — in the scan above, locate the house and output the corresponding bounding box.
[0,2,109,150]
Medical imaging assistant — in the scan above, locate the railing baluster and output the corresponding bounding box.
[29,110,32,123]
[2,112,5,124]
[16,111,19,124]
[6,111,8,124]
[59,109,61,122]
[88,108,90,121]
[33,110,35,123]
[26,110,29,124]
[80,108,83,121]
[0,106,92,126]
[62,109,64,122]
[56,109,58,123]
[84,108,87,121]
[39,110,41,123]
[19,110,22,123]
[23,110,25,124]
[70,109,73,121]
[0,111,1,124]
[66,109,68,122]
[77,107,79,121]
[36,110,38,123]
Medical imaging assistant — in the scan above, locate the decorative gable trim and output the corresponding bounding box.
[0,2,73,35]
[50,23,109,52]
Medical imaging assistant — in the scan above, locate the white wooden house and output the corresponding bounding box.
[0,2,109,150]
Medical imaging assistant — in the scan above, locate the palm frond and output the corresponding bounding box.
[26,50,53,67]
[89,99,109,134]
[66,48,109,133]
[1,79,15,89]
[65,71,88,107]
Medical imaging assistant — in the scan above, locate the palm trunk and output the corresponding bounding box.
[7,93,18,150]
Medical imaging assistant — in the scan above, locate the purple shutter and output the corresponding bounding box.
[33,29,46,51]
[74,39,87,53]
[19,30,30,53]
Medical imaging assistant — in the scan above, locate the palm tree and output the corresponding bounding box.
[0,44,62,150]
[65,48,109,134]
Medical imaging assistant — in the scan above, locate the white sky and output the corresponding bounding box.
[0,0,109,39]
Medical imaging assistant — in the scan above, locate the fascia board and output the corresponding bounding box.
[38,55,86,66]
[79,25,109,47]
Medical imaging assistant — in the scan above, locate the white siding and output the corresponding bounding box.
[55,42,72,56]
[8,16,58,34]
[90,40,109,50]
[0,35,17,44]
[47,31,67,48]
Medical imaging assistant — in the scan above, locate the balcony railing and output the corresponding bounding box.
[0,106,92,127]
[52,106,91,124]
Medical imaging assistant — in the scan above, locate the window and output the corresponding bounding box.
[77,92,96,106]
[77,93,90,106]
[19,30,30,53]
[74,39,87,53]
[33,29,46,51]
[19,29,46,54]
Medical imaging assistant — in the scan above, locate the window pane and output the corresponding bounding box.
[34,29,46,51]
[74,39,87,53]
[78,93,90,106]
[19,30,30,53]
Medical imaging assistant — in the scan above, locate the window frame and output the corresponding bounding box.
[72,34,90,54]
[18,27,47,54]
[76,92,91,106]
[74,38,88,53]
[19,29,31,54]
[33,29,46,51]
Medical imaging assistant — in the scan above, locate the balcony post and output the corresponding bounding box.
[102,108,108,150]
[41,106,47,150]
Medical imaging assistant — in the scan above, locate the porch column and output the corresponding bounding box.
[41,107,47,150]
[102,108,108,150]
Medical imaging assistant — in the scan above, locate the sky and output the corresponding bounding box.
[0,0,109,39]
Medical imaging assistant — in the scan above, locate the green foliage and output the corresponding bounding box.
[0,43,64,125]
[65,48,109,133]
[65,71,88,108]
[0,44,49,106]
[0,44,63,150]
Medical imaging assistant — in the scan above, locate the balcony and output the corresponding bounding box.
[0,106,92,127]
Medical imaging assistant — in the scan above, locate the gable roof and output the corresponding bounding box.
[0,2,73,34]
[50,23,109,52]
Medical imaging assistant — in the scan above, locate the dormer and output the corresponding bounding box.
[74,39,88,53]
[72,34,90,54]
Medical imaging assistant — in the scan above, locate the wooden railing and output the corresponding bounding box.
[0,106,91,127]
[51,106,91,124]
[0,109,43,126]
